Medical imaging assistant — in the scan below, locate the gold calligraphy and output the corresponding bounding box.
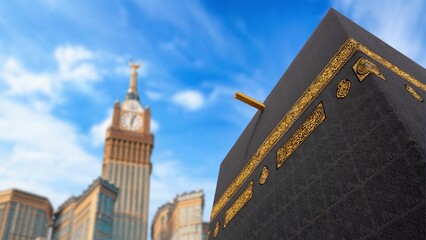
[405,85,424,102]
[277,102,326,168]
[224,181,254,228]
[259,166,269,185]
[352,57,385,82]
[336,79,351,98]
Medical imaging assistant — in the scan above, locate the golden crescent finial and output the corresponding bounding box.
[129,61,142,72]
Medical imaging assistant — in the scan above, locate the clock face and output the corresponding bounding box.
[122,100,142,111]
[120,112,143,130]
[127,102,140,111]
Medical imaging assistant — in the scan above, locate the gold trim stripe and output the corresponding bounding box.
[405,84,424,102]
[277,102,326,168]
[210,37,426,221]
[357,44,426,92]
[224,180,254,228]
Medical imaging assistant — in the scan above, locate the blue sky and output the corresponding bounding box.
[0,0,425,233]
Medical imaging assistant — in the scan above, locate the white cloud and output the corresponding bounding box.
[171,90,204,111]
[0,44,119,208]
[134,0,231,54]
[146,90,163,101]
[159,37,189,52]
[61,62,99,82]
[0,44,102,106]
[207,85,235,103]
[54,44,94,71]
[333,0,426,67]
[1,57,55,96]
[151,118,160,132]
[54,45,100,83]
[114,65,131,76]
[0,97,101,207]
[89,109,113,147]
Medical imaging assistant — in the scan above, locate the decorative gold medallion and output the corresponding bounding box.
[259,166,269,185]
[224,181,254,228]
[277,102,326,169]
[405,85,424,102]
[211,37,426,222]
[213,221,220,238]
[352,57,385,82]
[336,79,351,98]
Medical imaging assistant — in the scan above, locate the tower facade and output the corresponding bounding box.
[102,62,154,240]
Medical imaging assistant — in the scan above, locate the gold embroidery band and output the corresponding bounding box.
[210,37,426,221]
[357,44,426,92]
[405,85,424,102]
[224,180,254,228]
[277,102,326,169]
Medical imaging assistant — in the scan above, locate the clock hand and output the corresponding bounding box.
[130,115,136,126]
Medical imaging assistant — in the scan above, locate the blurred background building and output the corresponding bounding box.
[101,62,154,240]
[151,190,208,240]
[51,178,118,240]
[0,189,52,240]
[52,64,153,240]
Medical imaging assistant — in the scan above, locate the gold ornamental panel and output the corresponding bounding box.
[259,166,269,185]
[352,57,385,81]
[213,221,220,238]
[277,102,326,168]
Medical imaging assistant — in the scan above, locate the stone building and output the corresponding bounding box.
[152,190,208,240]
[0,188,52,240]
[52,178,118,240]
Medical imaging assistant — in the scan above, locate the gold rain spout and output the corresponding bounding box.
[234,92,265,110]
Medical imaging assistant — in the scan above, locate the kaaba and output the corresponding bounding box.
[208,8,425,240]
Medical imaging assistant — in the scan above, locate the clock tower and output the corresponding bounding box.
[102,62,153,240]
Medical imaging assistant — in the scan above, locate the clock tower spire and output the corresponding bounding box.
[102,61,154,240]
[126,61,141,101]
